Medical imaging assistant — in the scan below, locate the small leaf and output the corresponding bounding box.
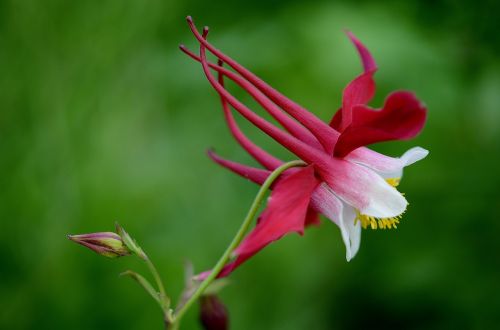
[115,222,146,259]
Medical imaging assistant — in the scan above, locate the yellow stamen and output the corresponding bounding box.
[354,211,403,230]
[385,177,400,187]
[353,178,404,230]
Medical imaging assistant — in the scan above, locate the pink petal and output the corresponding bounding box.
[315,158,407,218]
[333,91,427,158]
[347,146,429,177]
[203,166,319,278]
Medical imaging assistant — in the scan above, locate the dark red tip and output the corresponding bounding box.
[186,16,193,23]
[206,148,216,157]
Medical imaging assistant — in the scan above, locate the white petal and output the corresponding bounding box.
[310,184,362,261]
[318,159,407,218]
[342,205,361,261]
[359,175,408,218]
[389,146,429,178]
[347,146,429,177]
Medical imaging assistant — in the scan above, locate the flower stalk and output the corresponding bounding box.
[169,160,306,328]
[68,225,174,328]
[115,223,173,326]
[68,161,305,329]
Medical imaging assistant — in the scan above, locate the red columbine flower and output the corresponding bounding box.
[182,17,427,278]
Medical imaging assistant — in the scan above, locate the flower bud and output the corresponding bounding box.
[68,232,131,258]
[199,295,229,330]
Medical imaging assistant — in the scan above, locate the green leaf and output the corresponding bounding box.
[115,222,146,259]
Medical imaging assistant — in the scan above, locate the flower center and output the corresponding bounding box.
[354,178,404,230]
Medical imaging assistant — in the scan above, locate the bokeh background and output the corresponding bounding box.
[1,0,500,329]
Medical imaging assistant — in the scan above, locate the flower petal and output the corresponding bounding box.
[331,31,378,132]
[338,72,376,131]
[316,158,408,218]
[208,151,321,227]
[202,166,319,278]
[310,183,361,260]
[333,91,427,158]
[342,205,361,260]
[345,30,377,73]
[347,146,429,177]
[234,166,319,257]
[304,208,321,227]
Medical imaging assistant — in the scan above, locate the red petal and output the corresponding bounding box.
[329,108,343,131]
[333,91,427,158]
[206,166,319,278]
[304,208,321,227]
[345,31,377,73]
[338,71,376,131]
[336,32,378,132]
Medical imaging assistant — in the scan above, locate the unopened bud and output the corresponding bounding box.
[68,232,130,258]
[199,295,229,330]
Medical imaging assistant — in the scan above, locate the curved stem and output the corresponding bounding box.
[144,256,168,307]
[143,256,172,328]
[170,160,306,328]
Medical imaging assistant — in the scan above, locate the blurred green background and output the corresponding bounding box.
[1,0,499,329]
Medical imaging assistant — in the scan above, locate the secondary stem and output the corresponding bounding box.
[170,160,306,327]
[143,255,172,328]
[145,256,168,307]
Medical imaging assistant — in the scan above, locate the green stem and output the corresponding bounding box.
[143,254,172,327]
[170,160,306,328]
[144,256,169,307]
[115,223,172,327]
